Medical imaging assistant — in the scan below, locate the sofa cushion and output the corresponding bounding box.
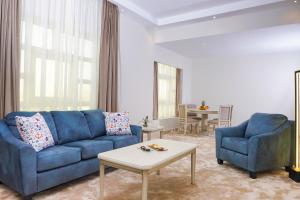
[51,111,92,144]
[222,137,248,155]
[5,112,59,144]
[82,110,106,138]
[64,140,113,159]
[245,113,288,138]
[96,135,139,149]
[37,145,81,172]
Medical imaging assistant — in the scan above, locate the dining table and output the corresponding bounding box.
[187,109,219,132]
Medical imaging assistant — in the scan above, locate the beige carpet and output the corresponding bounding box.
[1,134,300,200]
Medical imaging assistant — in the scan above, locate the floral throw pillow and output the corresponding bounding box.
[16,113,55,152]
[105,112,132,136]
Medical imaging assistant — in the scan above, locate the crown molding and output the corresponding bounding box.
[110,0,285,26]
[109,0,157,24]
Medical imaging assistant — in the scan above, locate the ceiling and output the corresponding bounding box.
[159,24,300,58]
[128,0,242,18]
[110,0,286,26]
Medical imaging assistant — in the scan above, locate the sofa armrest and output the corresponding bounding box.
[130,125,142,142]
[248,122,291,172]
[215,120,248,158]
[0,120,37,196]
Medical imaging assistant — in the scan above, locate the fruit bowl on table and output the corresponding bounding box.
[148,144,168,151]
[199,105,209,110]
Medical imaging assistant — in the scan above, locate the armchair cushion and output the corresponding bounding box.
[64,140,113,159]
[222,137,248,155]
[245,113,287,138]
[37,145,81,172]
[96,135,139,149]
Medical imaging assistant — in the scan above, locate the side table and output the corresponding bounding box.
[142,126,164,142]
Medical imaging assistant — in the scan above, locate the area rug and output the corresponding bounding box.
[1,134,300,200]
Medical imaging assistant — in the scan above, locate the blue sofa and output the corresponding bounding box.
[215,113,293,179]
[0,110,142,199]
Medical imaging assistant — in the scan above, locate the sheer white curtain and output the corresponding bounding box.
[157,62,177,119]
[20,0,102,111]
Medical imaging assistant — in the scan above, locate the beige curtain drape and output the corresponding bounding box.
[153,61,158,120]
[0,0,21,119]
[98,0,119,112]
[175,68,182,116]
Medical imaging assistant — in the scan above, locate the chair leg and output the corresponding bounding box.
[22,195,33,200]
[217,159,223,165]
[249,171,257,179]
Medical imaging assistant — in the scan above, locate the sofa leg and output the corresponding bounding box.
[22,195,33,200]
[249,172,257,179]
[217,159,223,165]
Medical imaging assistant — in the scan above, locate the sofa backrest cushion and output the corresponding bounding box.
[5,112,59,144]
[82,110,106,138]
[245,113,288,138]
[51,111,92,144]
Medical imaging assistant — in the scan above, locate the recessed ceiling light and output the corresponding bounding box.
[212,16,217,19]
[294,0,298,3]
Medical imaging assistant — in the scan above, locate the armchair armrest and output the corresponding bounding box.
[215,120,248,158]
[248,122,292,172]
[0,120,37,196]
[130,125,142,142]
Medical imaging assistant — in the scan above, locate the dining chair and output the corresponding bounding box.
[208,105,233,130]
[186,104,202,121]
[177,104,199,135]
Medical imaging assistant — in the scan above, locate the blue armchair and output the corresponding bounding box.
[215,113,293,179]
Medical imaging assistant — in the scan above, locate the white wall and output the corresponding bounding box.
[191,52,300,125]
[119,13,193,123]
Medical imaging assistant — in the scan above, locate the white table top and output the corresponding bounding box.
[142,126,164,132]
[98,139,198,170]
[187,109,219,114]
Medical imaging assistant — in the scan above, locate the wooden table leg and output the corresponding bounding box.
[99,163,105,200]
[191,150,196,185]
[147,133,151,141]
[201,114,208,132]
[142,171,148,200]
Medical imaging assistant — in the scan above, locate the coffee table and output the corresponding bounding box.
[98,139,197,200]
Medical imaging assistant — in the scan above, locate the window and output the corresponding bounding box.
[157,62,177,119]
[20,0,101,111]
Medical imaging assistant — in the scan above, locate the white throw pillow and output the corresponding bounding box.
[105,112,132,136]
[16,113,55,152]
